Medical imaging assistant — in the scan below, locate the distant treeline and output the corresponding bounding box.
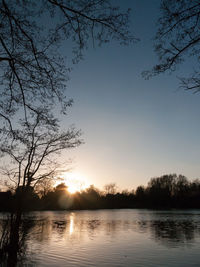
[1,174,200,211]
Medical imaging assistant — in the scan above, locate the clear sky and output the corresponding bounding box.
[60,0,200,190]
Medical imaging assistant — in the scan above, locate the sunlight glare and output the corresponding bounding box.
[58,172,90,194]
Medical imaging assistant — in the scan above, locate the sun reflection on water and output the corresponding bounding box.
[69,213,74,235]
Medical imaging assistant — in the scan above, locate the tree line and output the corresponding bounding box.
[1,174,200,211]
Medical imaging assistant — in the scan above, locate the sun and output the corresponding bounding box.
[67,183,78,194]
[57,172,90,194]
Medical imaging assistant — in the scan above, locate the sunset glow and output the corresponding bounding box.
[58,172,90,194]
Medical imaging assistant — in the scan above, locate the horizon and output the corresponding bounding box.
[1,172,198,194]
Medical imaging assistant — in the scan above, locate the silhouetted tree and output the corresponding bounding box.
[0,110,81,215]
[147,174,177,207]
[35,178,54,198]
[104,183,118,195]
[54,183,68,192]
[0,0,134,220]
[143,0,200,92]
[80,185,101,209]
[174,175,189,196]
[0,213,36,266]
[0,0,135,125]
[135,186,145,199]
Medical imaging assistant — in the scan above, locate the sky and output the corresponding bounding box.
[60,0,200,191]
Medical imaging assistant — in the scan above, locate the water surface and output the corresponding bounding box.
[1,209,200,266]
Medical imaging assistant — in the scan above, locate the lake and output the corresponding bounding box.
[1,209,200,266]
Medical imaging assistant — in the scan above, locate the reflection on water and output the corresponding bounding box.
[69,213,74,235]
[150,220,197,247]
[1,210,200,266]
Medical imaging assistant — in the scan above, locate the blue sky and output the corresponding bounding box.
[60,0,200,190]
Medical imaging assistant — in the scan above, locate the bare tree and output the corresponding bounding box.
[0,107,82,262]
[0,110,82,193]
[34,178,54,198]
[0,0,134,196]
[0,0,135,124]
[104,183,118,195]
[143,0,200,92]
[0,0,135,191]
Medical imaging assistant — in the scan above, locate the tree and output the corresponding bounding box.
[0,0,134,195]
[148,174,176,196]
[0,0,135,125]
[135,186,145,199]
[0,0,134,193]
[143,0,200,92]
[147,174,177,207]
[0,109,81,211]
[34,177,54,198]
[104,183,118,195]
[54,183,68,192]
[174,174,189,197]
